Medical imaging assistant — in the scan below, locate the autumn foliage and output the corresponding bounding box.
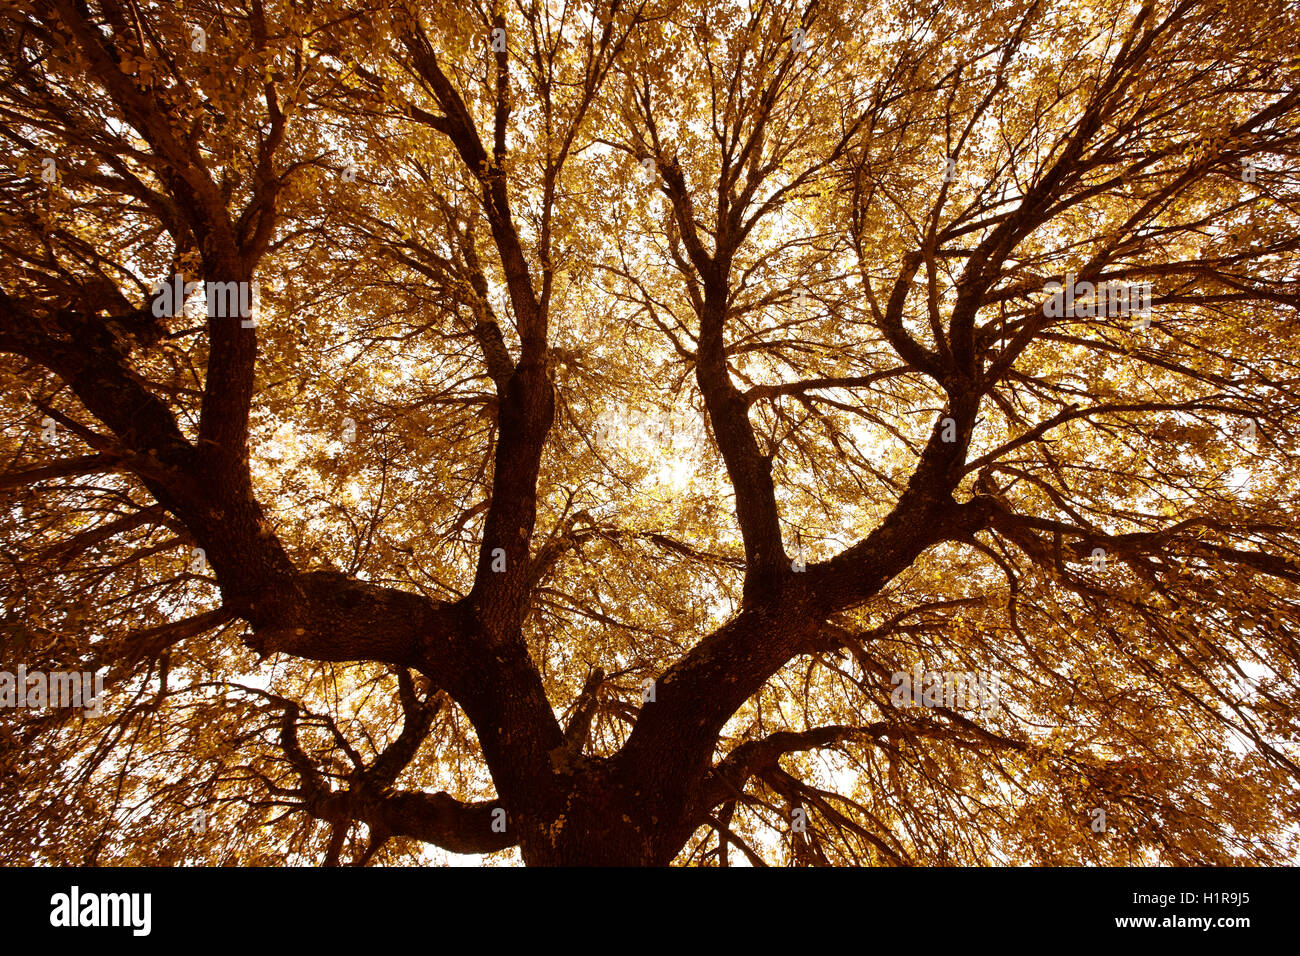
[1,0,1299,865]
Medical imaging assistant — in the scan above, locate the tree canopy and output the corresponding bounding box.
[1,0,1298,866]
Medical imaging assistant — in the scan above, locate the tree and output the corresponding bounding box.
[1,0,1298,866]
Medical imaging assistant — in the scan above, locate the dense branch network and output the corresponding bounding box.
[1,0,1298,865]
